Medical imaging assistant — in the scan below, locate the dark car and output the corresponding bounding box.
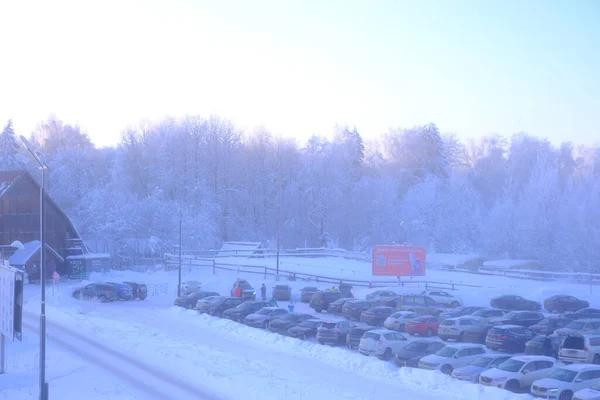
[222,300,270,322]
[300,287,319,303]
[342,300,377,320]
[267,313,314,334]
[316,320,354,345]
[360,306,396,326]
[197,296,244,317]
[346,326,376,350]
[529,316,574,335]
[327,297,353,314]
[174,291,220,309]
[489,311,545,327]
[544,295,589,313]
[123,281,148,300]
[106,282,134,300]
[72,283,119,302]
[287,319,323,339]
[524,334,563,357]
[272,285,292,301]
[379,297,400,308]
[309,291,345,312]
[394,339,445,367]
[485,324,537,353]
[564,307,600,320]
[490,295,541,311]
[461,324,493,344]
[440,306,484,319]
[338,283,354,298]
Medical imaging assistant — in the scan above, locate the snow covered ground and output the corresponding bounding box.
[4,255,597,400]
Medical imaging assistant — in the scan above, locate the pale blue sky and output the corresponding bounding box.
[0,0,598,147]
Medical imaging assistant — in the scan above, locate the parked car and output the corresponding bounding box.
[366,289,399,304]
[287,319,323,339]
[316,320,354,345]
[123,281,148,300]
[231,279,256,300]
[72,283,119,302]
[451,354,511,383]
[573,379,600,400]
[384,311,420,332]
[174,291,220,309]
[555,319,600,337]
[342,300,377,320]
[479,355,557,393]
[490,311,545,327]
[419,343,488,375]
[360,306,396,326]
[565,308,600,320]
[222,300,270,322]
[309,291,345,313]
[531,364,600,400]
[397,294,448,316]
[405,315,442,337]
[490,295,542,311]
[105,282,134,300]
[485,325,538,353]
[530,316,575,335]
[244,307,288,328]
[440,306,485,319]
[327,297,353,315]
[470,308,506,323]
[300,287,319,303]
[462,325,494,345]
[525,334,564,358]
[180,280,201,295]
[268,313,314,334]
[423,290,463,307]
[358,328,409,360]
[195,296,221,310]
[559,334,600,364]
[346,326,375,350]
[394,339,445,368]
[438,316,488,342]
[197,296,244,317]
[272,284,292,301]
[545,295,590,313]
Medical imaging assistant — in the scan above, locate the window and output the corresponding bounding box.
[413,296,425,304]
[425,297,436,304]
[577,370,600,381]
[384,333,395,341]
[455,349,468,358]
[490,357,509,367]
[394,333,406,341]
[459,319,472,326]
[471,347,485,355]
[523,362,538,373]
[536,361,554,370]
[588,322,600,330]
[589,337,600,346]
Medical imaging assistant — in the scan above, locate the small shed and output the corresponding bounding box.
[7,240,65,282]
[66,253,111,279]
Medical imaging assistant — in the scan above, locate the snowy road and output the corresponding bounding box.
[22,312,219,400]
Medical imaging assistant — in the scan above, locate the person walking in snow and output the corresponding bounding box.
[268,298,278,307]
[261,283,267,301]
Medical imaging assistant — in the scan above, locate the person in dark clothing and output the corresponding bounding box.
[542,335,553,357]
[261,283,267,301]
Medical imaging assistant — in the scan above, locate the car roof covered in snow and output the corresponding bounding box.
[556,364,600,372]
[510,355,555,362]
[492,324,524,329]
[444,342,486,349]
[369,328,399,334]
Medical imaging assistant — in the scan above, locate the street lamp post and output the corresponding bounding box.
[20,136,49,400]
[177,209,182,297]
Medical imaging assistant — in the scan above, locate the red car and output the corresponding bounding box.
[405,316,442,337]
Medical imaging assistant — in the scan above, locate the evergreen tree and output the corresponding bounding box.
[0,119,24,170]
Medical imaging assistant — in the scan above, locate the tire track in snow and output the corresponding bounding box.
[23,315,221,400]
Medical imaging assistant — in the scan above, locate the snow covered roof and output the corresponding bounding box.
[7,240,64,266]
[66,253,111,260]
[217,241,263,257]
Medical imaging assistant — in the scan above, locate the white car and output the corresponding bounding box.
[424,290,463,307]
[366,290,400,303]
[358,328,409,360]
[181,280,201,295]
[471,308,506,323]
[451,354,512,383]
[574,380,600,400]
[555,319,600,337]
[479,355,557,393]
[418,343,487,375]
[383,311,420,331]
[532,364,600,400]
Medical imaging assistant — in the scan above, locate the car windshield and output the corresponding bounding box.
[404,341,430,351]
[440,320,455,326]
[498,360,525,372]
[257,308,275,315]
[435,347,458,358]
[548,368,578,383]
[237,302,255,309]
[363,332,380,340]
[503,312,519,320]
[566,321,585,330]
[469,357,492,367]
[299,320,320,328]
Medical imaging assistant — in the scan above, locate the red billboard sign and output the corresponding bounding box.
[372,245,426,276]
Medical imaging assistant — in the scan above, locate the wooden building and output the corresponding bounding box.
[0,170,86,279]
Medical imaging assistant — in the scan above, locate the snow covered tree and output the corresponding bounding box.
[0,119,25,170]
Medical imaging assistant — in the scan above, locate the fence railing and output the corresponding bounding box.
[165,247,370,261]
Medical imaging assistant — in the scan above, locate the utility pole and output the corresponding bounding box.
[20,136,49,400]
[177,209,182,297]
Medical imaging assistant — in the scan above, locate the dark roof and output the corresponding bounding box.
[0,171,26,197]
